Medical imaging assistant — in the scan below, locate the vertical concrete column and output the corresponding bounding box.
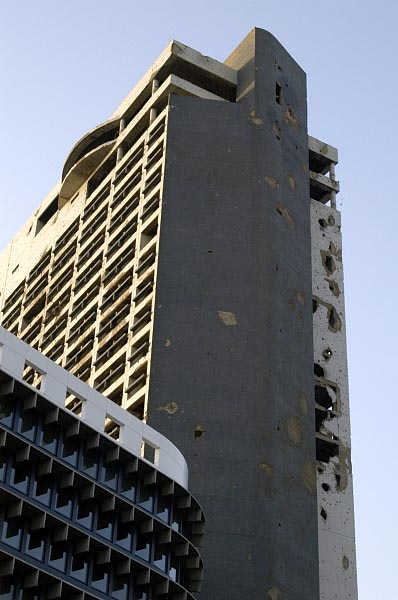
[311,198,358,600]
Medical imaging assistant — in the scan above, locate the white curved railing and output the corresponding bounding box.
[0,326,188,488]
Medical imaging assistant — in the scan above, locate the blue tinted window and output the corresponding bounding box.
[1,519,22,550]
[0,398,15,428]
[54,488,73,519]
[10,463,30,495]
[16,409,37,441]
[49,543,67,572]
[25,531,46,561]
[38,423,59,454]
[120,471,136,502]
[81,450,99,478]
[61,437,79,467]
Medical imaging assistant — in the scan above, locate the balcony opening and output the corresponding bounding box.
[36,197,59,235]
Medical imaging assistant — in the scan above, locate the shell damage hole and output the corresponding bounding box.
[324,255,336,275]
[194,424,205,439]
[314,363,324,377]
[320,507,327,521]
[316,437,339,463]
[322,483,330,492]
[322,347,332,360]
[328,306,341,331]
[275,82,283,105]
[318,218,327,229]
[315,385,334,410]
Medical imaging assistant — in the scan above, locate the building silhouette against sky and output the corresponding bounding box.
[0,28,357,600]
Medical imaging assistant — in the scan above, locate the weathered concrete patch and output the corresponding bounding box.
[157,402,178,414]
[259,462,273,476]
[298,393,308,415]
[217,310,238,326]
[284,105,299,128]
[288,175,296,191]
[302,461,316,494]
[286,416,302,446]
[267,585,282,600]
[265,176,279,189]
[296,291,305,305]
[276,204,294,229]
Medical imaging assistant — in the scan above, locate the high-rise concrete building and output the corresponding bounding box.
[0,28,357,600]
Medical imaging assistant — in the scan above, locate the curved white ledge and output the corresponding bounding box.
[0,326,189,488]
[62,117,119,182]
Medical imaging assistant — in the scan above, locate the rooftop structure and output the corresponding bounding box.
[0,28,357,600]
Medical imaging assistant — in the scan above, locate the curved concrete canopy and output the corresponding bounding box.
[62,117,119,182]
[59,140,115,207]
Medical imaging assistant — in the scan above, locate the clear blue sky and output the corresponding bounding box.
[1,1,397,597]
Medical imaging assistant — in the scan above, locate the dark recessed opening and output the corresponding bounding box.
[314,363,324,377]
[328,306,340,331]
[275,82,283,105]
[313,298,319,313]
[322,347,333,360]
[319,218,327,228]
[36,196,59,235]
[315,384,333,410]
[322,483,330,492]
[194,425,205,439]
[320,507,327,520]
[316,437,339,463]
[324,255,336,275]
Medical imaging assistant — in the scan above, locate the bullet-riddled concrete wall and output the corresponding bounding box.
[311,200,358,600]
[148,30,320,599]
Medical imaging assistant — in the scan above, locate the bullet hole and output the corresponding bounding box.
[314,363,324,377]
[317,466,324,474]
[322,483,330,492]
[208,250,213,253]
[322,347,332,360]
[328,306,341,331]
[275,82,283,105]
[312,298,318,313]
[276,425,281,432]
[194,424,205,439]
[275,60,282,71]
[273,122,281,141]
[278,522,282,527]
[276,207,283,216]
[342,555,349,570]
[319,218,327,228]
[320,507,327,521]
[335,473,341,487]
[275,264,279,271]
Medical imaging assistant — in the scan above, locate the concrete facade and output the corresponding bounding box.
[0,28,357,599]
